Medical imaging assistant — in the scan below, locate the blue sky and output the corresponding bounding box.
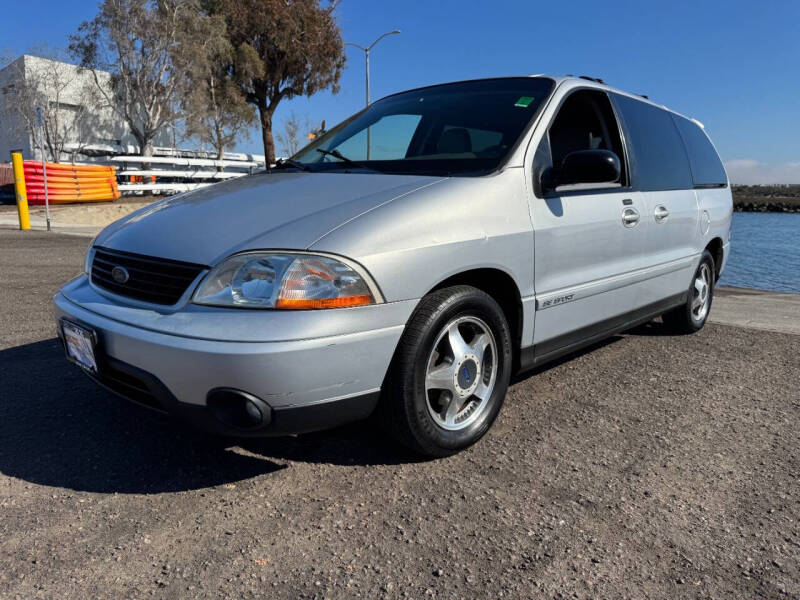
[3,0,799,182]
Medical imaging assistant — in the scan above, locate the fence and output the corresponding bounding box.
[112,154,265,195]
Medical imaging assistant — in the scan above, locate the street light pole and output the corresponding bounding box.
[346,30,400,159]
[36,107,51,232]
[346,30,400,106]
[365,48,370,106]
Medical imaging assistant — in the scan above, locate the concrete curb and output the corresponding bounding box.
[711,286,800,335]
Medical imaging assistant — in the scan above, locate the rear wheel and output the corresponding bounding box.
[380,285,512,457]
[663,250,715,334]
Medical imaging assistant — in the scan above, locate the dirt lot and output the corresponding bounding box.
[0,230,798,599]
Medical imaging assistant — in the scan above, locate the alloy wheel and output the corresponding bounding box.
[424,316,498,431]
[691,263,711,322]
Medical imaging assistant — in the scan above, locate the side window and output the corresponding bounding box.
[672,115,727,187]
[544,89,627,186]
[613,94,692,191]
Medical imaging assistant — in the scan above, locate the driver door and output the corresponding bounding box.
[531,89,647,361]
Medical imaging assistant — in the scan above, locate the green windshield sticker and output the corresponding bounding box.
[514,96,534,107]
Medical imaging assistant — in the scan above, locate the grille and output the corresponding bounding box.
[91,247,206,305]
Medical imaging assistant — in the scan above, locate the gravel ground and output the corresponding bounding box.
[0,230,798,599]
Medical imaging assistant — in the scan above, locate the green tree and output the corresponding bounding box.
[216,0,346,164]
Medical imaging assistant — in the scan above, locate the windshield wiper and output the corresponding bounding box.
[316,148,360,166]
[274,158,312,172]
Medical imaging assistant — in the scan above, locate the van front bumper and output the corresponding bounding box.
[54,276,415,436]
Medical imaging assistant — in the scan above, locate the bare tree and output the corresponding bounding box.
[183,17,256,161]
[69,0,223,157]
[275,112,314,158]
[185,75,255,161]
[216,0,346,164]
[0,55,101,162]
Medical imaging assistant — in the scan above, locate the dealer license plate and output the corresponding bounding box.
[62,320,98,373]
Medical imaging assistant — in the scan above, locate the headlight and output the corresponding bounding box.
[192,252,378,309]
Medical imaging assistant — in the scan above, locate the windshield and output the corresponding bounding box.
[292,77,555,176]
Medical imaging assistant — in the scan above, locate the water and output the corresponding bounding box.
[719,212,800,293]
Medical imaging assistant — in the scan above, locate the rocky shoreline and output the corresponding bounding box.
[732,185,800,213]
[734,199,800,213]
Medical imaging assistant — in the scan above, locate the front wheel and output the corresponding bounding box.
[663,250,715,334]
[379,285,512,457]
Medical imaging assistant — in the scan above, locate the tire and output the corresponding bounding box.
[379,285,513,457]
[662,250,715,334]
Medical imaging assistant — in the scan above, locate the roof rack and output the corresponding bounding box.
[578,75,605,84]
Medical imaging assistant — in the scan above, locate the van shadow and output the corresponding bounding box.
[0,339,417,495]
[623,318,672,337]
[0,339,290,493]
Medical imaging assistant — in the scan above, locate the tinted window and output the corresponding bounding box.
[547,89,626,185]
[672,115,727,186]
[294,77,555,176]
[614,94,692,191]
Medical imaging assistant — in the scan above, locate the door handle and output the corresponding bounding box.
[622,207,640,227]
[654,205,669,223]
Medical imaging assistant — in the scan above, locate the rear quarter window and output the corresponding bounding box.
[614,94,693,191]
[672,115,728,187]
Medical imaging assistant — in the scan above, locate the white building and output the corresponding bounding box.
[0,55,170,162]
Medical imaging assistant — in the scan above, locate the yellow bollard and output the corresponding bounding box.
[11,152,30,230]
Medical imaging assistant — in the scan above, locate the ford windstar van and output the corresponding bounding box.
[56,75,732,457]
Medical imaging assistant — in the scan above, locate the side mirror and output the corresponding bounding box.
[542,149,621,190]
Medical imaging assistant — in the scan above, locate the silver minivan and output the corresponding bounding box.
[55,75,732,456]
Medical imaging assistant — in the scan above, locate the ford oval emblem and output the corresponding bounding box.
[111,266,130,284]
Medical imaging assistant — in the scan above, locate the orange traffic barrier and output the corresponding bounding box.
[22,161,120,205]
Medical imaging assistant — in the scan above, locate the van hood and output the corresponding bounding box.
[97,172,444,265]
